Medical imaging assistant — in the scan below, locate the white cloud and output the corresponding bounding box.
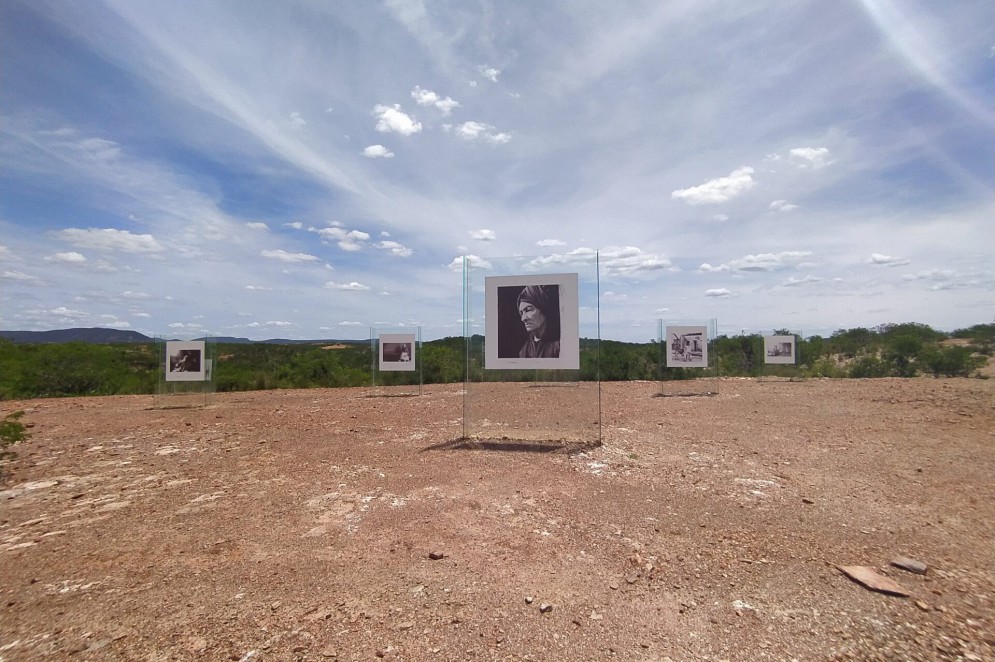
[310,225,370,251]
[600,246,674,277]
[373,104,422,135]
[246,221,269,230]
[260,249,320,263]
[707,251,814,273]
[868,253,910,266]
[781,275,824,287]
[671,167,755,205]
[411,86,460,115]
[704,288,733,297]
[450,121,511,144]
[54,227,164,253]
[324,281,370,291]
[469,229,496,241]
[1,270,44,284]
[477,65,501,82]
[375,240,413,257]
[44,251,87,263]
[537,239,566,247]
[789,147,833,169]
[289,111,306,127]
[448,255,492,271]
[283,222,303,229]
[769,200,798,212]
[263,320,293,327]
[362,144,395,158]
[902,268,955,282]
[245,285,273,291]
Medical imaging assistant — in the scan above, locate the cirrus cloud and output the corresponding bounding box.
[53,227,164,253]
[260,249,320,263]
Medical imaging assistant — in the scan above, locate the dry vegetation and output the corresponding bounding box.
[1,378,993,661]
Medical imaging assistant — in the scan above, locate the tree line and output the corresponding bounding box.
[0,322,990,400]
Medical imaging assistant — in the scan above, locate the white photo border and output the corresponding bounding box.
[665,325,709,368]
[484,272,580,370]
[379,333,417,372]
[165,340,207,381]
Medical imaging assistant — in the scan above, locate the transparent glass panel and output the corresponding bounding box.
[155,336,215,408]
[760,329,803,380]
[463,253,601,445]
[657,318,719,396]
[370,326,422,396]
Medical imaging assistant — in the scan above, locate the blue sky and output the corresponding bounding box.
[1,0,992,342]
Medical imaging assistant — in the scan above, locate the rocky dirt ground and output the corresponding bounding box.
[1,378,993,662]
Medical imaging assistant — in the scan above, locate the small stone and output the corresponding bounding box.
[428,551,445,560]
[802,498,815,504]
[625,575,638,585]
[915,600,930,611]
[891,556,928,575]
[524,596,534,604]
[609,582,619,590]
[271,601,281,611]
[539,603,553,614]
[589,610,603,620]
[292,645,306,653]
[398,621,414,630]
[321,651,338,658]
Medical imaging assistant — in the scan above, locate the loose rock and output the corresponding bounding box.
[891,556,928,575]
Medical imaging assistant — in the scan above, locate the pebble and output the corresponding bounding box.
[428,551,445,560]
[539,603,553,614]
[524,596,534,604]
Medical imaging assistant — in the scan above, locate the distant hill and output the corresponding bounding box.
[0,327,366,345]
[0,328,154,344]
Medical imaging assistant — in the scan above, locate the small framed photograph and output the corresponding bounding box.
[484,272,580,370]
[165,340,206,381]
[666,325,708,368]
[379,333,416,372]
[764,335,796,364]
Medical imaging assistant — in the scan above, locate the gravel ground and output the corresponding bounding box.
[1,377,993,661]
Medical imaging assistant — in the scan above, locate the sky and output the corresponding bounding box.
[1,0,993,343]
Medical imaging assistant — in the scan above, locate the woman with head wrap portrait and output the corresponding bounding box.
[516,284,561,358]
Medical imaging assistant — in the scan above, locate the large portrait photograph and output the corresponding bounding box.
[665,325,708,368]
[379,333,416,372]
[484,273,580,370]
[165,340,206,381]
[764,335,796,364]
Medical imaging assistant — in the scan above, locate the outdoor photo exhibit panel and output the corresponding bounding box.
[658,319,719,395]
[761,332,802,379]
[463,254,600,445]
[764,334,797,364]
[156,338,215,408]
[370,328,422,394]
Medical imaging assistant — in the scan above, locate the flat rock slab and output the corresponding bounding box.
[837,565,911,597]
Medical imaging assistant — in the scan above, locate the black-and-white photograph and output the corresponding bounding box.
[665,325,708,368]
[164,340,207,381]
[378,333,416,372]
[764,335,796,364]
[484,273,580,370]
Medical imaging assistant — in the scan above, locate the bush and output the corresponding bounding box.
[1,410,29,480]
